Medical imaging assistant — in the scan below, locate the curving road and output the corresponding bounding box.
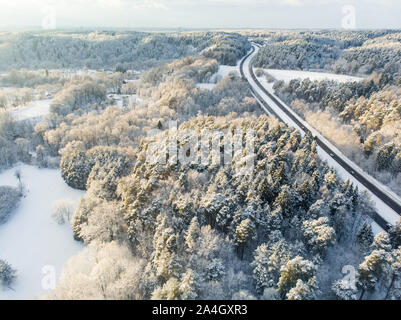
[240,44,401,232]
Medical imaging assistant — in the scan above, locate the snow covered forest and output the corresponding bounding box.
[0,31,250,71]
[0,29,400,300]
[252,30,401,196]
[252,30,401,77]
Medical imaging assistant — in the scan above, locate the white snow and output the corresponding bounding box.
[261,68,364,84]
[244,45,400,231]
[0,164,85,300]
[11,99,52,121]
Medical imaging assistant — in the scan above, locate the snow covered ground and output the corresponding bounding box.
[0,164,85,300]
[196,53,245,90]
[11,99,52,121]
[261,68,364,84]
[108,94,142,108]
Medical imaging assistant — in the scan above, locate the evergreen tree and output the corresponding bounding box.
[357,248,391,300]
[302,217,336,255]
[185,216,201,252]
[180,269,198,300]
[332,279,359,300]
[286,278,318,300]
[356,222,374,254]
[384,248,401,300]
[388,219,401,249]
[251,243,270,294]
[0,259,17,289]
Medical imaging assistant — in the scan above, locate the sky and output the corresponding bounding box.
[0,0,400,30]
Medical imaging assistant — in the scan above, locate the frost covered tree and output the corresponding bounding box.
[277,256,317,299]
[180,269,199,300]
[185,216,200,254]
[60,150,91,190]
[286,278,319,300]
[332,278,359,300]
[79,201,126,243]
[388,219,401,249]
[384,247,401,300]
[151,277,181,300]
[251,243,271,294]
[356,222,374,254]
[357,242,391,300]
[51,199,75,225]
[302,217,336,255]
[0,186,21,224]
[61,146,132,191]
[0,259,17,290]
[48,241,146,300]
[235,218,255,259]
[152,214,181,280]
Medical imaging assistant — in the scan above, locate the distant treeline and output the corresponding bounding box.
[0,31,250,71]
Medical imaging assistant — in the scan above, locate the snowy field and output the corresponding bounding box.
[11,99,52,121]
[0,164,84,300]
[262,68,364,84]
[196,54,244,90]
[254,68,400,229]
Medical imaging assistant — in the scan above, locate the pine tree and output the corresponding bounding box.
[356,222,374,254]
[180,269,198,300]
[388,219,401,249]
[251,243,270,294]
[60,150,91,190]
[235,218,255,259]
[357,248,391,300]
[152,214,181,280]
[286,278,318,300]
[273,185,293,218]
[332,279,358,300]
[384,247,401,300]
[205,258,226,281]
[151,277,181,300]
[185,216,200,254]
[302,217,336,255]
[324,170,337,191]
